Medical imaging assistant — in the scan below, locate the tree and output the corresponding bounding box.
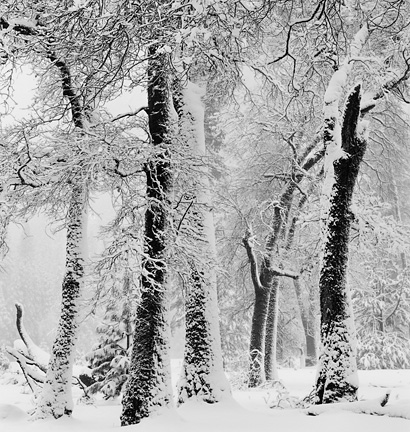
[175,81,230,404]
[0,1,135,417]
[120,47,174,426]
[315,84,365,404]
[86,272,134,399]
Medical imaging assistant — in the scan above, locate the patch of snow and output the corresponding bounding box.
[1,368,410,431]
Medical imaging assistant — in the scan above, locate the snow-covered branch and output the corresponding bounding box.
[111,106,148,122]
[306,392,391,416]
[242,228,263,290]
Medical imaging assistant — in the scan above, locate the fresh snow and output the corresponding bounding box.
[1,364,409,431]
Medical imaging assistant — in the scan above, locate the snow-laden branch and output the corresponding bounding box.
[306,392,393,416]
[0,16,84,129]
[361,50,410,115]
[243,228,299,285]
[111,106,148,122]
[242,227,263,290]
[14,303,49,372]
[324,24,368,118]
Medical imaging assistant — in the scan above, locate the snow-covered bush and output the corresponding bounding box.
[357,332,410,370]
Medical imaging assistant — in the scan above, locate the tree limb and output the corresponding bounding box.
[306,392,391,416]
[242,228,263,290]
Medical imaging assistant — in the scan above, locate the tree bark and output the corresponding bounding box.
[121,48,173,426]
[264,276,280,380]
[315,85,366,404]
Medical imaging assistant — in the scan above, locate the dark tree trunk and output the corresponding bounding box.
[264,277,280,380]
[249,146,324,386]
[248,260,271,387]
[121,49,173,426]
[315,85,366,404]
[178,261,228,403]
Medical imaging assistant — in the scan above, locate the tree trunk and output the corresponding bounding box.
[293,278,317,365]
[264,276,279,380]
[248,144,323,386]
[35,184,87,418]
[121,49,173,426]
[315,85,366,404]
[176,82,230,404]
[247,256,274,387]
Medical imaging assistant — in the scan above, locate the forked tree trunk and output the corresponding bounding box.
[176,82,230,404]
[248,149,323,386]
[315,85,366,404]
[121,49,173,426]
[35,184,87,418]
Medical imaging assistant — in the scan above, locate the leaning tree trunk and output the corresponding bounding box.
[35,184,87,418]
[176,82,230,405]
[315,85,366,404]
[121,49,173,426]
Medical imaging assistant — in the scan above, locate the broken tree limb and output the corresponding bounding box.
[243,227,263,290]
[306,392,390,416]
[14,303,48,372]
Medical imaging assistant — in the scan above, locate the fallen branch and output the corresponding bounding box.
[306,392,390,416]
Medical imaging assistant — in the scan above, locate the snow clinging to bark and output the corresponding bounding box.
[177,81,230,404]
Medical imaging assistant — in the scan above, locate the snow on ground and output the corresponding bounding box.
[0,363,409,432]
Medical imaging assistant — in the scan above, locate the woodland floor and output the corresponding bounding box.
[1,362,409,431]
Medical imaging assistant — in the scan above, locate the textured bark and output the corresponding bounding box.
[248,265,270,387]
[264,276,280,380]
[121,49,173,426]
[178,261,229,404]
[315,85,366,404]
[35,184,87,418]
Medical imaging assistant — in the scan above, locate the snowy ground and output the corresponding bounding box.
[1,363,409,432]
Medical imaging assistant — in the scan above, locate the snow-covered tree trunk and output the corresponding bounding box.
[315,84,366,404]
[121,49,173,426]
[176,82,230,404]
[264,276,279,381]
[244,229,298,387]
[35,184,88,418]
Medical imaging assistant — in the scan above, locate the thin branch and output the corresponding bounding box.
[267,1,326,65]
[111,106,148,122]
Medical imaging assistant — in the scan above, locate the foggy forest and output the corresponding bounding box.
[0,1,409,431]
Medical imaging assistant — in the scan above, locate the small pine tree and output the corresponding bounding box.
[86,274,134,399]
